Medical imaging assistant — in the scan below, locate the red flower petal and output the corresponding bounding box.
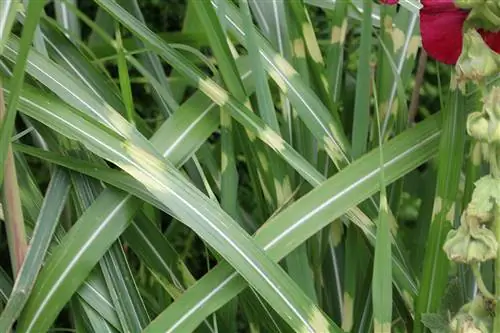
[421,0,456,10]
[479,29,500,54]
[380,0,500,64]
[419,3,469,64]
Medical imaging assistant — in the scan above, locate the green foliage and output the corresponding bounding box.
[0,0,495,332]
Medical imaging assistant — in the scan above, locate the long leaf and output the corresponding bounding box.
[0,168,70,331]
[0,0,46,186]
[143,113,441,332]
[8,82,340,332]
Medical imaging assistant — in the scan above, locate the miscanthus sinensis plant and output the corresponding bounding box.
[0,0,499,332]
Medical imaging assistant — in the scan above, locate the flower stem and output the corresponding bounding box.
[0,79,27,275]
[471,263,495,300]
[494,202,500,331]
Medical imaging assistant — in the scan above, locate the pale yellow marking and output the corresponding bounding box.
[321,75,329,90]
[262,126,286,151]
[270,55,297,92]
[431,197,443,219]
[446,203,455,223]
[274,55,297,76]
[373,320,391,333]
[275,176,292,207]
[221,152,228,173]
[245,129,257,142]
[121,143,165,193]
[257,151,269,172]
[341,293,353,331]
[302,23,323,64]
[308,308,331,333]
[330,20,347,44]
[323,136,344,162]
[391,28,405,53]
[198,78,229,105]
[407,36,421,59]
[384,16,393,31]
[293,39,306,58]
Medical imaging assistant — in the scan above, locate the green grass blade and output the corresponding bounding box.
[96,0,351,168]
[372,77,392,333]
[414,77,467,332]
[143,114,441,332]
[0,168,70,331]
[53,0,81,37]
[9,83,340,332]
[114,23,135,124]
[352,0,372,159]
[77,273,121,330]
[100,240,150,332]
[325,0,348,105]
[115,0,178,115]
[239,0,293,214]
[0,0,19,54]
[0,0,46,186]
[192,0,244,226]
[16,188,141,332]
[69,164,150,333]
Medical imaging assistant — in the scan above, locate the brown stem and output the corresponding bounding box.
[408,50,427,124]
[0,79,27,276]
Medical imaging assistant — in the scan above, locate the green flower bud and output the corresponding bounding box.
[456,29,500,82]
[467,175,500,222]
[449,315,486,333]
[458,0,500,31]
[449,295,493,333]
[467,112,489,142]
[443,215,497,263]
[484,86,500,121]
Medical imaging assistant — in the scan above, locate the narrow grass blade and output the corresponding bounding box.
[53,0,81,37]
[372,78,392,333]
[69,160,150,333]
[114,0,178,116]
[325,0,348,105]
[77,272,121,330]
[100,240,150,332]
[0,168,70,331]
[352,0,372,159]
[143,114,441,332]
[0,0,19,54]
[114,23,135,124]
[9,83,340,332]
[414,78,467,331]
[0,0,46,186]
[0,267,13,304]
[96,0,351,168]
[239,0,293,215]
[16,188,141,332]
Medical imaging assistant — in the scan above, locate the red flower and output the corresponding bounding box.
[381,0,500,64]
